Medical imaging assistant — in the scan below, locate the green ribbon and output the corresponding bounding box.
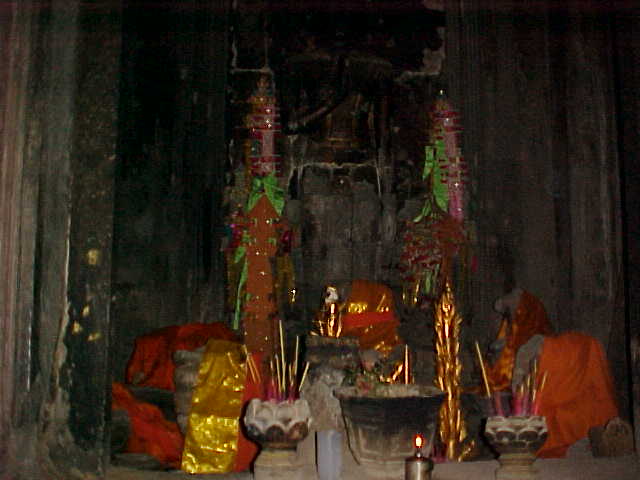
[414,145,449,223]
[423,146,435,180]
[233,245,248,331]
[247,173,285,215]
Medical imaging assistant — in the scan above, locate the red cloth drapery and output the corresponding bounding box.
[112,382,184,468]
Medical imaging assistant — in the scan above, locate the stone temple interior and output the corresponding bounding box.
[0,1,639,479]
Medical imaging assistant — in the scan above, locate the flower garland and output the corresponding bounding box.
[399,89,470,306]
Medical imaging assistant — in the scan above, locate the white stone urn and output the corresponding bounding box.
[243,398,312,450]
[484,416,548,480]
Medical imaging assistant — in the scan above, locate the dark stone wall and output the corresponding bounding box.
[1,0,121,478]
[0,0,30,472]
[110,0,231,381]
[57,2,121,473]
[614,1,640,453]
[447,0,629,416]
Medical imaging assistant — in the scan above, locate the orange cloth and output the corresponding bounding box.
[337,279,401,355]
[536,332,618,458]
[112,382,184,467]
[125,322,237,391]
[344,279,394,314]
[341,311,401,355]
[486,291,553,391]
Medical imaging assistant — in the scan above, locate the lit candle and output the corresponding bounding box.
[405,434,433,480]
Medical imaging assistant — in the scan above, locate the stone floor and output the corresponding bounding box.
[107,447,640,480]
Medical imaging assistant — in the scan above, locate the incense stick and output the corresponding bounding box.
[249,354,261,383]
[294,335,299,377]
[279,320,286,384]
[404,345,410,384]
[243,345,261,383]
[539,371,548,394]
[475,341,492,397]
[298,361,310,392]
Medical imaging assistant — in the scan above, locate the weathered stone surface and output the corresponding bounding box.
[589,417,635,458]
[302,365,347,433]
[173,347,205,434]
[253,448,313,480]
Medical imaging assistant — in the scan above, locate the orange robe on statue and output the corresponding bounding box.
[536,332,618,458]
[340,279,402,356]
[485,291,553,392]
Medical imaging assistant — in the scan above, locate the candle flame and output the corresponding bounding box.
[414,434,424,449]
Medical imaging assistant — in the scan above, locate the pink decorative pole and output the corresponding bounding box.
[247,75,282,177]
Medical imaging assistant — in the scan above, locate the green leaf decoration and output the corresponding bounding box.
[413,199,431,224]
[423,146,435,180]
[233,245,246,264]
[233,257,248,331]
[247,173,285,215]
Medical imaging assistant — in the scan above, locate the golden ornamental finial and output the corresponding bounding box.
[434,280,473,460]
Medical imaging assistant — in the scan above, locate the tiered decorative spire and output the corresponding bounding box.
[434,281,473,460]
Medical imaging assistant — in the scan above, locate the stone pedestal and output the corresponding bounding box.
[254,448,314,480]
[484,416,548,480]
[495,452,538,480]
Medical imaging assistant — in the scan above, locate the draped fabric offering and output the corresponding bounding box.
[125,322,238,391]
[181,339,262,473]
[112,382,184,468]
[121,325,260,472]
[486,291,553,391]
[536,332,618,458]
[340,279,402,356]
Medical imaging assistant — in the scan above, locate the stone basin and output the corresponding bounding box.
[335,385,445,469]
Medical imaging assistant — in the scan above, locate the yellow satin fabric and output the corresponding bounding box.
[181,339,246,473]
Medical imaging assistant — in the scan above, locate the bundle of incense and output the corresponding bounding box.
[532,371,548,415]
[511,360,548,416]
[492,391,505,416]
[263,323,309,402]
[242,345,261,384]
[512,383,526,416]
